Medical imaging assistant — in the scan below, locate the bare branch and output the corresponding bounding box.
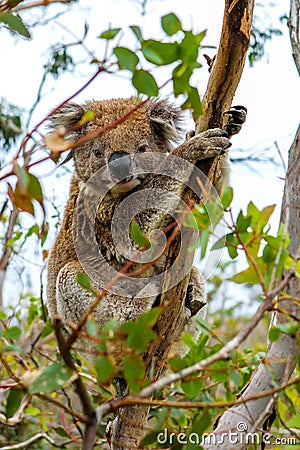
[0,432,70,449]
[13,0,75,12]
[289,0,300,75]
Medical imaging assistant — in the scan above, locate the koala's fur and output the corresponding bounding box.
[47,97,234,371]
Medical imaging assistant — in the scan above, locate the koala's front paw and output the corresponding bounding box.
[223,105,247,137]
[174,128,231,163]
[195,128,232,159]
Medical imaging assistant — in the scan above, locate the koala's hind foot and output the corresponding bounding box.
[223,105,247,137]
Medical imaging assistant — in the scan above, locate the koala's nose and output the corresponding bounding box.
[108,151,133,182]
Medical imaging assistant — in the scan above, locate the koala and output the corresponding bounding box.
[46,97,246,392]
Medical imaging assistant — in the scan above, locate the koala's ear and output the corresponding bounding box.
[148,98,184,149]
[48,103,85,133]
[48,103,85,165]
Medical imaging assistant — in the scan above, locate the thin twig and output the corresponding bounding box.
[54,317,97,450]
[14,0,74,12]
[0,432,70,449]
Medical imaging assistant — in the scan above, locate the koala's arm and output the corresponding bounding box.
[134,128,231,238]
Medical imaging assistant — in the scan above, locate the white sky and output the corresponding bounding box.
[0,0,299,304]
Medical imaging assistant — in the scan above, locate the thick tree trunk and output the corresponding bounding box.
[202,126,300,450]
[110,1,254,448]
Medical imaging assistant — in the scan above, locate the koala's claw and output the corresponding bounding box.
[223,105,247,137]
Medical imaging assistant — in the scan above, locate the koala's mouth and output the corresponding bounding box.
[111,176,141,193]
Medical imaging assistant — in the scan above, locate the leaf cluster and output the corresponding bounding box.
[100,13,205,118]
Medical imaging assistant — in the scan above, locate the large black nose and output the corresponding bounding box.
[108,151,133,182]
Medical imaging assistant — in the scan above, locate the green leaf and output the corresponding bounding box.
[195,316,211,334]
[141,432,161,446]
[284,256,300,278]
[173,63,193,96]
[181,331,196,348]
[24,406,41,416]
[3,344,24,354]
[211,235,226,251]
[95,355,115,385]
[86,319,98,337]
[0,13,31,38]
[230,369,241,389]
[228,263,261,284]
[130,218,151,249]
[14,163,30,193]
[76,272,93,291]
[190,408,211,435]
[5,326,22,340]
[78,110,95,126]
[142,40,179,65]
[27,173,43,203]
[132,69,158,96]
[121,322,157,353]
[179,30,200,63]
[6,389,23,418]
[286,415,300,429]
[277,322,300,336]
[199,228,209,259]
[114,47,139,72]
[236,211,252,233]
[99,27,121,40]
[123,354,145,394]
[161,13,182,36]
[169,356,188,371]
[268,327,281,342]
[225,233,239,259]
[130,25,143,43]
[9,170,44,216]
[28,363,74,394]
[182,379,203,397]
[261,204,276,223]
[262,244,277,263]
[181,86,203,120]
[137,307,162,326]
[221,186,233,209]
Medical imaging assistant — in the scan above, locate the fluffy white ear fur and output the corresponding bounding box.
[148,98,184,150]
[48,103,85,165]
[49,102,85,130]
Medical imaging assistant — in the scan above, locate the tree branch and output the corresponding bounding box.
[109,2,255,447]
[202,126,300,450]
[289,0,300,75]
[13,0,76,12]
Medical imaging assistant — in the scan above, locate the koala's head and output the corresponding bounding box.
[49,97,184,190]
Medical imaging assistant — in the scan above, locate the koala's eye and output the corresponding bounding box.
[93,148,102,158]
[137,144,149,153]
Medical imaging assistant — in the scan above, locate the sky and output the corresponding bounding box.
[0,0,299,305]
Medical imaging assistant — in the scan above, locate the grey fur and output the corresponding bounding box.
[47,97,233,371]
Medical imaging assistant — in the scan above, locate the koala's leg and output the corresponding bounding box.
[171,266,207,357]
